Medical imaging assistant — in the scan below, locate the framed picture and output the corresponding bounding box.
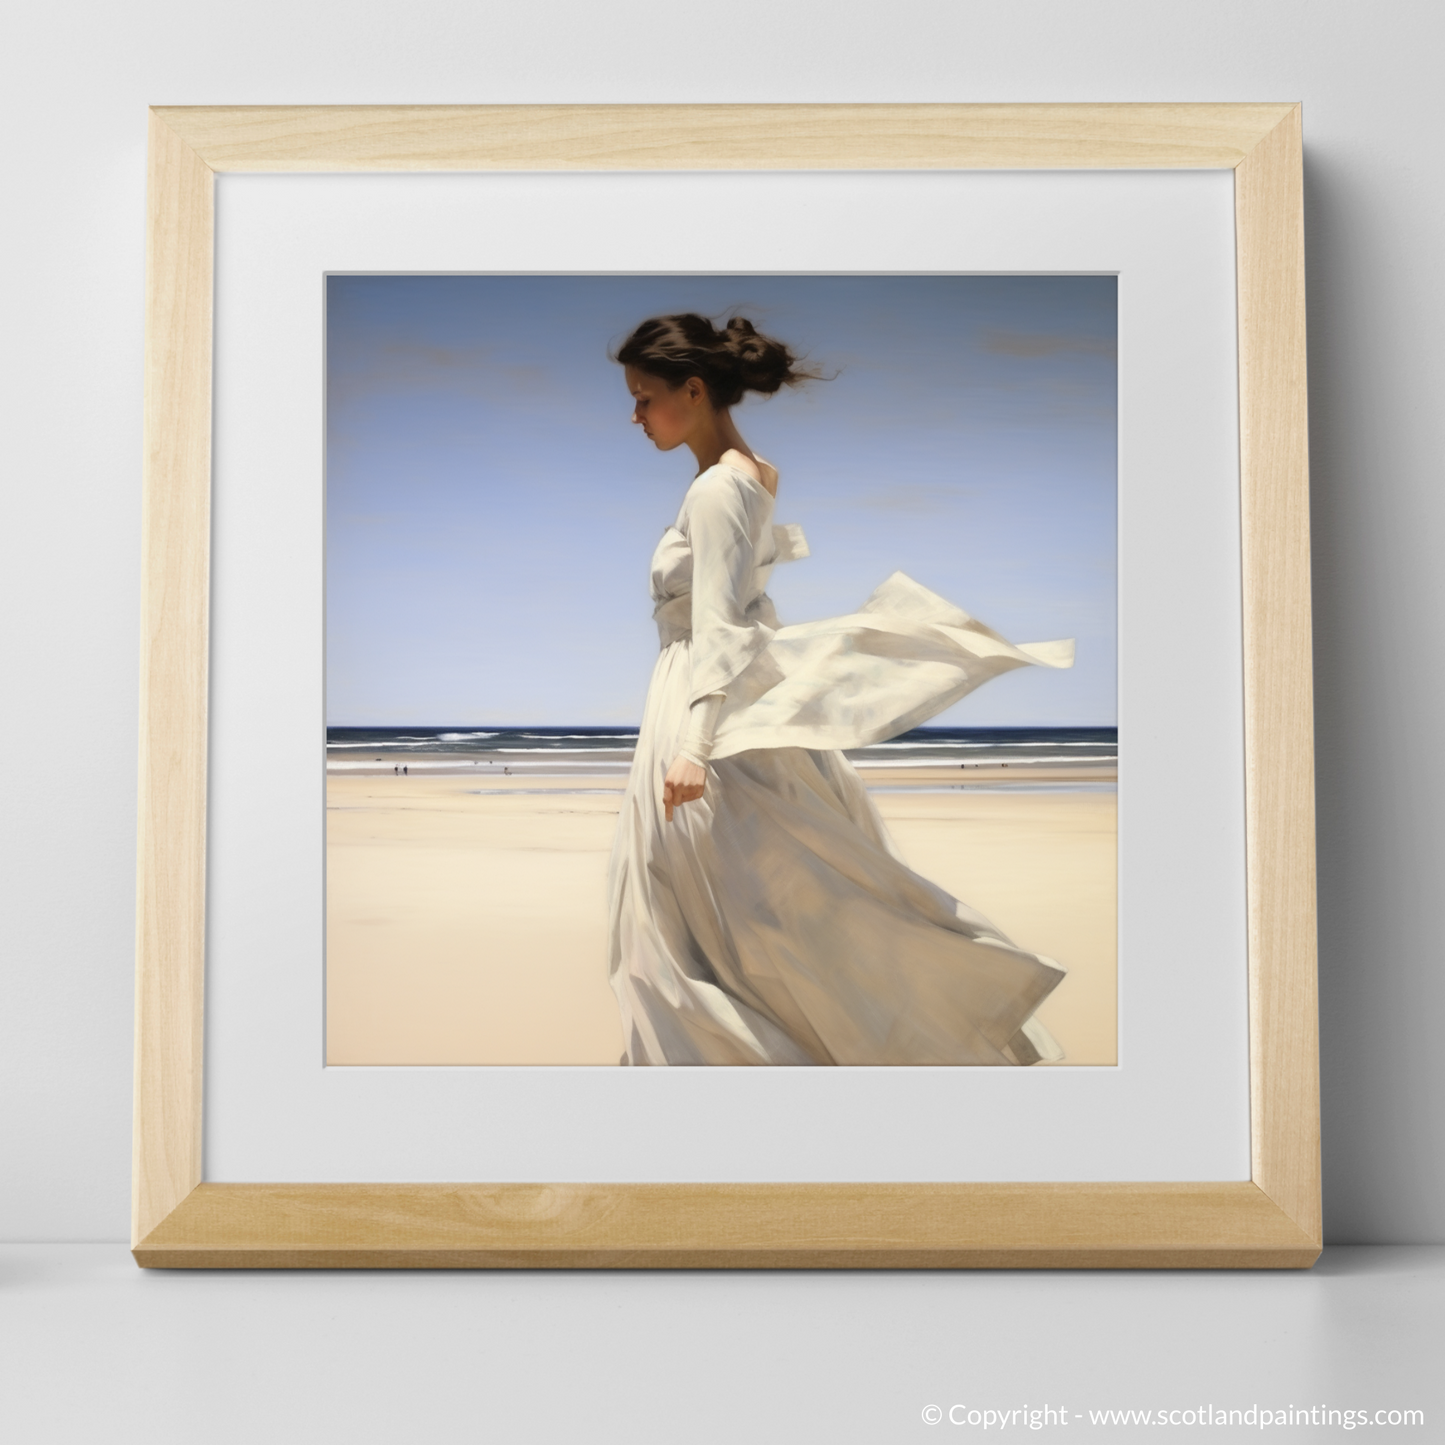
[135,104,1318,1267]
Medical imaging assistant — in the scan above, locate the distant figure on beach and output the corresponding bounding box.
[606,313,1075,1066]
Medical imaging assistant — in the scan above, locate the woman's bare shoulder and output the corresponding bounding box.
[719,448,778,497]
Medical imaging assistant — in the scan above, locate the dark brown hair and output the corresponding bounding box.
[614,312,820,409]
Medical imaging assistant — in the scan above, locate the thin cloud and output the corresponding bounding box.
[329,341,549,408]
[798,482,979,515]
[983,329,1117,362]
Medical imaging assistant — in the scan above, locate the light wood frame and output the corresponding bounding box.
[135,103,1318,1268]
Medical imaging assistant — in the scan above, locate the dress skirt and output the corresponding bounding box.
[606,636,1068,1066]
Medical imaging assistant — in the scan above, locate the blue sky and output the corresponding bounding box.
[326,274,1116,727]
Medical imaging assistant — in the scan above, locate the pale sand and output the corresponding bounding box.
[326,772,1116,1066]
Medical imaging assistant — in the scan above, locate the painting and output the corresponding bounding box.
[324,274,1117,1067]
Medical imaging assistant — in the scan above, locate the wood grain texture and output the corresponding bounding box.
[135,1183,1319,1269]
[134,102,1320,1267]
[1235,107,1322,1243]
[155,102,1297,173]
[133,112,214,1247]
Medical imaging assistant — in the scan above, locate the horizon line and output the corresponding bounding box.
[324,721,1121,732]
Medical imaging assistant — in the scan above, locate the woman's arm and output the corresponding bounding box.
[684,471,771,701]
[665,470,768,820]
[664,691,723,821]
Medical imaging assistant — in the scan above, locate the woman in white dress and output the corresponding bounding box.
[607,313,1073,1066]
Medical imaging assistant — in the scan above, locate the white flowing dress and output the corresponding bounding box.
[607,462,1075,1066]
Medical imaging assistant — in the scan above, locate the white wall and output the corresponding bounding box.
[2,0,1441,1243]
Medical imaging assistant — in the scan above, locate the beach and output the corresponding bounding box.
[326,762,1116,1066]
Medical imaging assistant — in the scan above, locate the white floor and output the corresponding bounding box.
[2,1246,1439,1442]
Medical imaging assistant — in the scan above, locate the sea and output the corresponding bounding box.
[326,725,1117,791]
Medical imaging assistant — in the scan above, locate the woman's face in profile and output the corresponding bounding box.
[626,365,706,451]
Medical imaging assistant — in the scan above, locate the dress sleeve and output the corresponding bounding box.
[678,692,725,767]
[684,470,775,703]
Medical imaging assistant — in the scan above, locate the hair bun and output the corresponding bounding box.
[614,311,823,408]
[721,316,792,395]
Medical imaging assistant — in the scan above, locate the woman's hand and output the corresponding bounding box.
[663,755,708,822]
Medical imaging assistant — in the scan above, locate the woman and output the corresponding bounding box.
[607,313,1073,1066]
